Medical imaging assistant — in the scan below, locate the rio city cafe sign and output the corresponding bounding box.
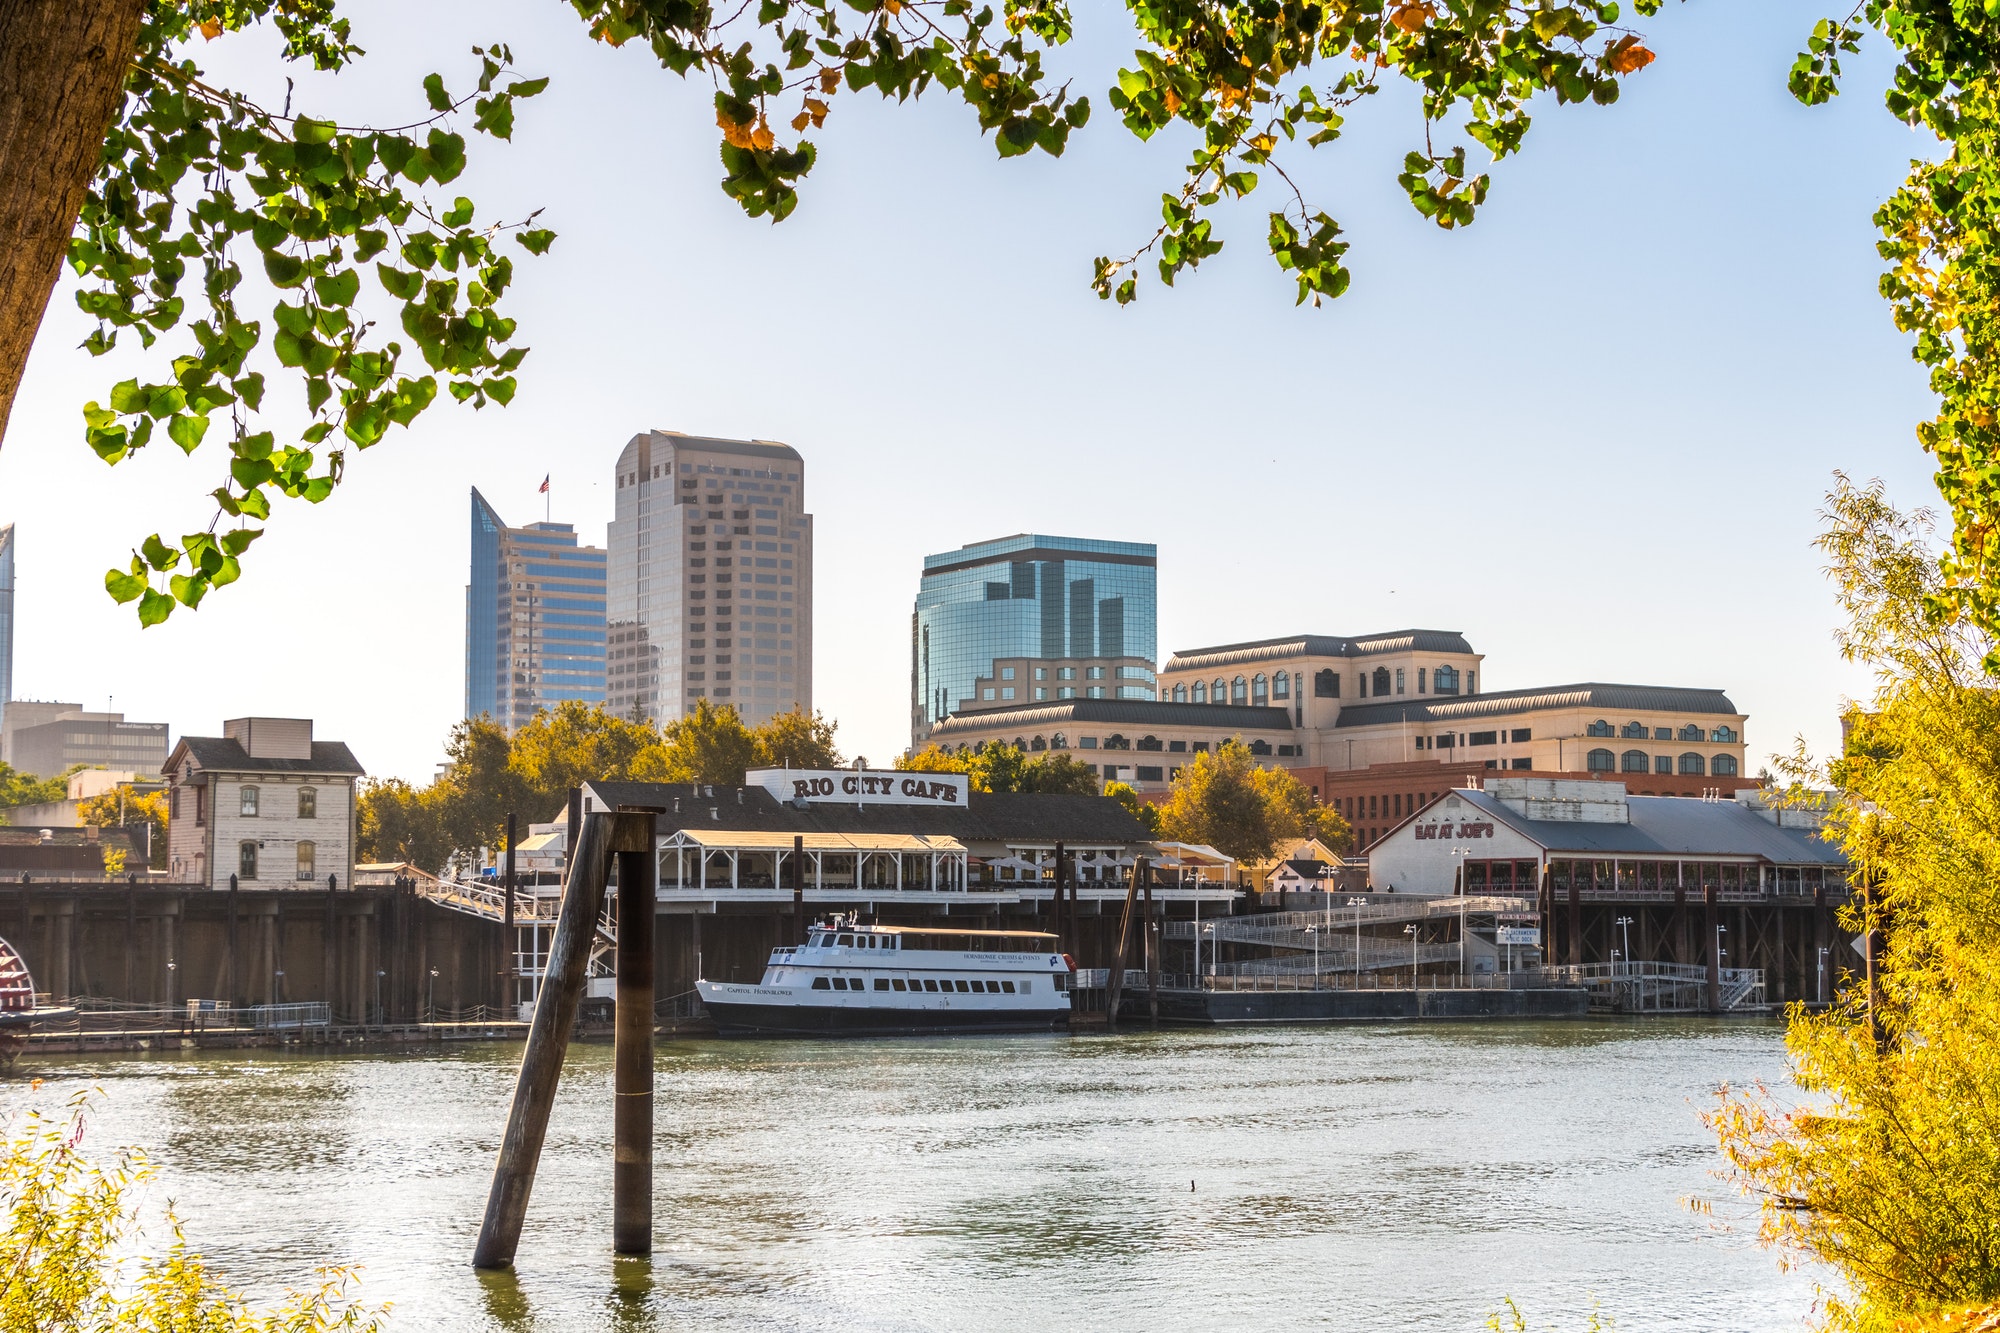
[746,768,970,807]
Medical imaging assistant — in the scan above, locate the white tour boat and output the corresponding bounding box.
[696,916,1074,1036]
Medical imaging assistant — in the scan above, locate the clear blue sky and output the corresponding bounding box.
[0,0,1941,785]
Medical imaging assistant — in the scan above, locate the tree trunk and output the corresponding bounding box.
[0,0,146,447]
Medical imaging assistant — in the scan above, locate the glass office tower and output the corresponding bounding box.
[464,488,607,731]
[911,534,1157,747]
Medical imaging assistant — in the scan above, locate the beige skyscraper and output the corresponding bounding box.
[606,430,813,727]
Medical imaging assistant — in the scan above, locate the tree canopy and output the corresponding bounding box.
[1152,739,1348,862]
[898,741,1101,794]
[357,699,841,869]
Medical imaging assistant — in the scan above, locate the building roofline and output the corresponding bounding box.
[1164,630,1477,671]
[1330,683,1743,728]
[928,698,1294,734]
[645,429,803,464]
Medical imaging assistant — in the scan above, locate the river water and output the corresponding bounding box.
[6,1020,1821,1331]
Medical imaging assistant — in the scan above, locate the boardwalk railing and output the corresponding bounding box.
[1539,961,1766,1012]
[1167,896,1535,947]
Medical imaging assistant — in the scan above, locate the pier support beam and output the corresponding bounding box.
[474,808,651,1269]
[613,836,657,1256]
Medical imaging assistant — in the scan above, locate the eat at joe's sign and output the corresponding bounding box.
[1414,821,1497,840]
[746,768,969,807]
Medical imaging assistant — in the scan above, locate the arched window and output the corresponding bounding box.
[1012,737,1026,750]
[240,785,259,817]
[1621,721,1647,739]
[1678,723,1703,741]
[1273,672,1290,700]
[1050,732,1068,749]
[1586,719,1614,738]
[1251,674,1268,705]
[1192,680,1207,703]
[1433,665,1459,695]
[1031,735,1047,751]
[1137,735,1163,751]
[1314,669,1339,698]
[1231,676,1248,704]
[1103,734,1131,751]
[1712,754,1739,776]
[1586,748,1615,772]
[297,786,317,819]
[1710,725,1738,743]
[1248,740,1272,756]
[296,840,316,881]
[1213,677,1226,703]
[1372,667,1391,696]
[1679,752,1706,775]
[1621,749,1650,773]
[1172,683,1186,703]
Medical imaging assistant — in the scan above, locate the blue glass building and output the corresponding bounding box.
[911,534,1157,748]
[465,488,607,731]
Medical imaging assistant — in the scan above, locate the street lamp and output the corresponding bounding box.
[1347,896,1368,988]
[1304,924,1319,985]
[1817,946,1829,1004]
[1615,916,1634,976]
[375,968,386,1026]
[1404,923,1419,989]
[274,968,286,1005]
[428,967,440,1021]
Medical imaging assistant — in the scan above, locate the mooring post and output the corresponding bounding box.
[226,874,239,1006]
[613,814,658,1256]
[1567,872,1582,966]
[1107,857,1143,1025]
[1144,868,1160,1023]
[792,834,805,946]
[503,812,518,1019]
[1051,840,1067,953]
[1704,881,1721,1013]
[473,808,621,1270]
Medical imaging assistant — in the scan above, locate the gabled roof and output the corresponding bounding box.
[1165,630,1476,672]
[584,781,1154,846]
[164,736,364,777]
[1442,787,1845,865]
[1331,683,1741,729]
[930,698,1293,734]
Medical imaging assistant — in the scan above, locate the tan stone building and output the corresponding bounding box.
[163,718,364,890]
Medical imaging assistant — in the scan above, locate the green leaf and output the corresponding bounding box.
[424,73,453,113]
[167,412,209,453]
[136,588,175,627]
[517,229,556,256]
[108,379,148,414]
[140,534,176,571]
[105,568,147,604]
[264,252,307,288]
[313,270,361,307]
[220,528,263,557]
[169,572,209,608]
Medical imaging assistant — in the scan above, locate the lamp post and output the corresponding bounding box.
[1404,923,1419,989]
[375,968,385,1026]
[274,968,285,1005]
[1347,896,1367,988]
[1614,916,1634,976]
[429,967,439,1022]
[1715,923,1728,975]
[1817,946,1829,1004]
[1305,925,1319,986]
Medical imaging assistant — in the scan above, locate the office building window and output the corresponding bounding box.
[1433,665,1458,695]
[240,786,259,817]
[1372,667,1390,695]
[1192,681,1206,703]
[1587,748,1615,772]
[1231,676,1247,704]
[1396,668,1405,695]
[1586,719,1614,737]
[1315,669,1338,698]
[1655,755,1673,774]
[1712,754,1739,776]
[1680,752,1706,775]
[1710,726,1738,743]
[1418,667,1427,694]
[1621,750,1649,772]
[1251,674,1268,705]
[1273,673,1290,700]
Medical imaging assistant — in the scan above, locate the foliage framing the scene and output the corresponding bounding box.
[0,1091,388,1331]
[1705,477,2000,1331]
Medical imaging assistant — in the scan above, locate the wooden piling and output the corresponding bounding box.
[792,834,805,946]
[1107,857,1144,1024]
[613,829,657,1256]
[1567,874,1582,965]
[226,875,239,1005]
[1053,840,1067,953]
[1144,870,1159,1023]
[473,809,618,1270]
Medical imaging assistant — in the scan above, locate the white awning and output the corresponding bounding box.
[664,829,967,854]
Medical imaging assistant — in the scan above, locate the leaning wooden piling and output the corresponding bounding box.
[1106,856,1144,1024]
[613,835,657,1256]
[473,808,647,1269]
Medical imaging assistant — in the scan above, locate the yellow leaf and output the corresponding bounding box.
[717,109,756,150]
[1163,88,1182,116]
[804,96,830,127]
[884,0,904,12]
[819,66,843,94]
[750,117,775,151]
[199,17,222,38]
[1389,1,1434,34]
[1606,35,1656,74]
[792,110,812,132]
[1249,133,1276,153]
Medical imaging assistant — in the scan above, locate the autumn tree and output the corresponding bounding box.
[1155,739,1347,862]
[1706,478,2000,1330]
[76,783,168,869]
[898,741,1101,794]
[752,707,842,770]
[1104,780,1162,835]
[0,762,77,813]
[506,698,658,806]
[356,775,453,871]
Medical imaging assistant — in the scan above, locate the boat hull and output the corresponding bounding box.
[702,997,1069,1038]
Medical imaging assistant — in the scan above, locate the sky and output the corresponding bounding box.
[0,0,1945,784]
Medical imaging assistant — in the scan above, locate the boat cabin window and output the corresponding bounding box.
[1017,980,1030,993]
[922,979,939,992]
[811,977,830,990]
[891,979,907,991]
[1002,981,1016,993]
[830,978,847,990]
[954,980,970,993]
[837,934,853,947]
[874,979,890,990]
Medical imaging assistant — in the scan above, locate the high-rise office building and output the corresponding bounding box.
[911,534,1157,748]
[606,430,812,728]
[0,523,14,740]
[465,488,607,732]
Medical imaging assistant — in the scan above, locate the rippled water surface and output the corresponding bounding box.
[6,1020,1821,1331]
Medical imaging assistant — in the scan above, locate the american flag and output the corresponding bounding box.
[538,474,550,493]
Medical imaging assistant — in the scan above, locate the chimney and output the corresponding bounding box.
[224,717,313,760]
